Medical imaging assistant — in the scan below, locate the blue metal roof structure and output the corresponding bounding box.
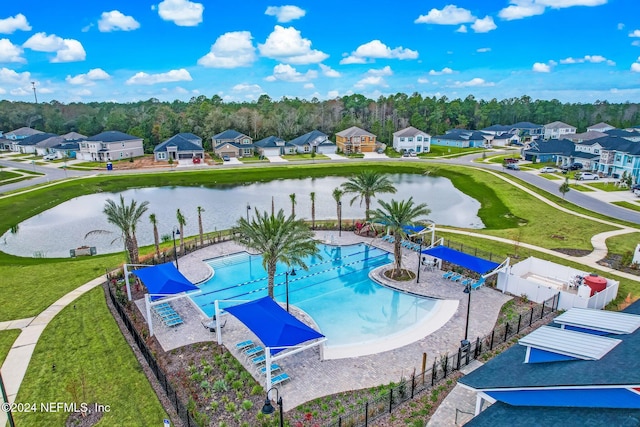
[132,262,200,296]
[421,245,499,274]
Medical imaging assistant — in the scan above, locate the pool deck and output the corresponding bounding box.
[134,232,512,411]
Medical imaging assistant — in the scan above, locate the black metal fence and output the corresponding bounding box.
[106,284,198,427]
[324,292,560,427]
[441,239,505,263]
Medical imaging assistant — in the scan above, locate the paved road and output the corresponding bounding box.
[0,158,90,194]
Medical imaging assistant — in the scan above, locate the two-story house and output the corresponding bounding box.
[289,130,337,155]
[392,126,431,154]
[77,131,144,161]
[16,132,61,154]
[431,129,492,148]
[254,136,290,157]
[543,121,577,140]
[335,126,377,154]
[509,122,543,141]
[154,133,204,162]
[4,127,43,152]
[212,129,254,158]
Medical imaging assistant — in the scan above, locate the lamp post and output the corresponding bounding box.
[461,282,472,349]
[285,268,297,313]
[261,387,284,427]
[416,239,423,283]
[246,203,251,221]
[172,227,180,270]
[338,201,342,237]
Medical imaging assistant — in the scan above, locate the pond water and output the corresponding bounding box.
[0,174,483,258]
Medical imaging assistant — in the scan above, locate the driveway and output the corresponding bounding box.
[266,155,288,163]
[362,152,389,159]
[221,157,243,165]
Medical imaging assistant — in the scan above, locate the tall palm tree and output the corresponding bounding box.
[289,193,296,217]
[310,192,316,229]
[369,197,430,278]
[149,213,160,259]
[176,208,186,252]
[86,195,149,264]
[332,187,343,230]
[197,206,205,245]
[233,209,320,299]
[341,170,397,220]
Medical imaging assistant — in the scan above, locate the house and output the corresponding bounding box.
[0,133,8,151]
[458,301,640,426]
[77,131,144,161]
[35,134,67,156]
[212,129,254,158]
[154,133,204,162]
[288,130,337,155]
[480,124,513,136]
[587,122,615,133]
[4,127,43,151]
[522,138,575,164]
[543,121,576,140]
[254,136,290,156]
[491,132,520,146]
[431,129,492,148]
[590,136,640,179]
[509,122,543,141]
[42,132,86,159]
[16,132,61,154]
[605,128,640,142]
[335,126,377,154]
[564,130,607,143]
[392,126,431,153]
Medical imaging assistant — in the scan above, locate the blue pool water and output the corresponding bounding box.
[190,243,439,347]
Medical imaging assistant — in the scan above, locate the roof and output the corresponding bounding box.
[421,245,499,274]
[459,300,640,390]
[254,136,285,147]
[523,139,575,156]
[154,133,204,153]
[17,132,60,146]
[86,131,140,142]
[288,130,330,146]
[6,127,43,137]
[61,132,86,140]
[554,307,640,335]
[212,129,247,140]
[511,122,542,129]
[605,129,638,138]
[482,124,512,132]
[335,126,375,138]
[519,326,621,361]
[544,121,575,129]
[434,130,490,142]
[132,262,200,297]
[214,141,255,150]
[588,122,613,130]
[565,131,607,142]
[393,126,430,138]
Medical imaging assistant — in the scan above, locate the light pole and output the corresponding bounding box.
[246,203,251,221]
[462,282,472,349]
[0,372,15,427]
[338,201,342,237]
[172,227,180,270]
[261,386,284,427]
[31,81,37,104]
[416,239,423,283]
[285,268,296,313]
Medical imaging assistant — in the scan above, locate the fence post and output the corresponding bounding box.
[338,416,342,427]
[517,314,522,334]
[490,330,495,350]
[389,389,393,413]
[456,348,462,371]
[475,337,481,358]
[541,300,546,319]
[365,402,369,426]
[504,323,510,342]
[529,307,534,326]
[411,374,415,399]
[431,361,437,386]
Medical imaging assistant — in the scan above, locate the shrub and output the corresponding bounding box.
[213,379,228,393]
[225,402,237,412]
[241,400,253,411]
[200,380,210,390]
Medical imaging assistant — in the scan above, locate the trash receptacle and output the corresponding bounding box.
[106,162,113,171]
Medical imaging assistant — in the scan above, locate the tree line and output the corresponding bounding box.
[1,94,639,153]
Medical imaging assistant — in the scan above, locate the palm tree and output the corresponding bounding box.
[341,170,397,220]
[369,197,430,278]
[176,208,186,252]
[197,206,205,245]
[289,193,296,216]
[233,209,320,298]
[310,192,316,229]
[149,213,160,259]
[87,195,149,264]
[332,187,344,230]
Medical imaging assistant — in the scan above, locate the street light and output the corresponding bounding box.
[338,201,342,237]
[461,282,472,349]
[172,227,180,270]
[285,268,297,313]
[246,203,251,221]
[261,386,284,427]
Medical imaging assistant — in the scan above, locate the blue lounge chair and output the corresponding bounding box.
[460,277,473,286]
[235,340,254,350]
[245,346,264,357]
[259,364,282,375]
[165,317,183,327]
[449,273,463,282]
[388,236,395,243]
[472,277,486,290]
[442,271,454,279]
[271,372,290,386]
[251,354,266,366]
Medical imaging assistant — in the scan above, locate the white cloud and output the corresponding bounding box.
[354,76,388,88]
[327,90,339,98]
[198,31,256,68]
[0,67,30,84]
[477,47,491,52]
[319,63,340,77]
[559,55,615,65]
[617,23,624,30]
[303,83,314,89]
[340,40,418,64]
[126,68,192,85]
[532,62,551,72]
[629,29,640,38]
[634,41,640,47]
[417,77,430,84]
[155,0,204,26]
[10,87,30,96]
[632,57,640,73]
[232,83,263,92]
[472,16,497,33]
[499,0,605,21]
[258,25,328,64]
[415,5,475,25]
[66,68,111,85]
[0,14,31,34]
[39,86,54,94]
[429,67,454,75]
[0,87,5,94]
[265,63,317,82]
[538,0,606,8]
[452,77,494,87]
[366,65,393,76]
[456,25,467,33]
[72,88,92,97]
[0,39,25,62]
[23,32,86,62]
[265,6,306,23]
[98,10,140,32]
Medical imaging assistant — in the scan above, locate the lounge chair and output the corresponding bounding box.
[245,346,264,357]
[442,271,454,279]
[259,364,282,375]
[271,372,290,386]
[472,277,486,290]
[165,317,183,327]
[449,273,463,282]
[388,236,395,243]
[235,340,254,350]
[460,277,473,286]
[251,354,266,366]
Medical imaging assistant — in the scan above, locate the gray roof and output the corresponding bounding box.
[6,127,44,138]
[511,121,542,129]
[154,133,203,153]
[288,130,330,146]
[254,136,285,148]
[393,126,430,138]
[587,122,613,130]
[61,132,86,141]
[523,139,574,156]
[214,141,255,150]
[212,129,247,140]
[544,121,575,130]
[605,129,637,138]
[335,126,375,138]
[435,129,490,141]
[86,131,140,142]
[519,326,621,361]
[482,124,512,132]
[554,307,640,335]
[17,132,60,146]
[565,131,607,142]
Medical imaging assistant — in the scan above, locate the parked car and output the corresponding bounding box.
[539,166,557,173]
[505,163,520,170]
[42,153,57,161]
[576,172,598,181]
[409,149,417,157]
[402,150,411,157]
[222,155,230,161]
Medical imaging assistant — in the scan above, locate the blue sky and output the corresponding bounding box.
[0,0,639,104]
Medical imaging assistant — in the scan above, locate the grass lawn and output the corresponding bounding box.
[281,153,329,161]
[605,232,640,257]
[486,154,521,164]
[419,146,485,158]
[570,184,596,192]
[538,172,564,180]
[586,182,629,192]
[14,287,168,426]
[0,329,20,366]
[238,155,269,163]
[612,201,640,212]
[0,170,21,181]
[71,161,110,168]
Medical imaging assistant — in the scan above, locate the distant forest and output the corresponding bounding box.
[1,94,639,153]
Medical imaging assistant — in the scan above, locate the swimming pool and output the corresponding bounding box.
[190,243,454,358]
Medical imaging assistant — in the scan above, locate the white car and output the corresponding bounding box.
[539,166,557,173]
[42,153,57,160]
[577,172,598,181]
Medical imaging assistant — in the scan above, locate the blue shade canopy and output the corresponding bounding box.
[422,245,499,274]
[402,225,426,235]
[132,262,199,296]
[224,296,325,355]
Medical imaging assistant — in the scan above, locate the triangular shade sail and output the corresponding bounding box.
[132,262,199,296]
[224,296,325,355]
[402,225,426,235]
[422,245,499,274]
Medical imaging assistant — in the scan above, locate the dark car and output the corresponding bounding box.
[561,163,583,171]
[222,155,230,161]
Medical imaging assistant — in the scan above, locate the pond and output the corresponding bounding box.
[0,174,483,258]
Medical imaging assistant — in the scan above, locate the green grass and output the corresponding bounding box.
[0,170,21,180]
[419,146,484,158]
[523,162,558,170]
[281,153,329,161]
[612,201,640,212]
[71,161,110,168]
[13,169,45,176]
[0,329,20,366]
[486,154,521,164]
[539,173,564,180]
[586,182,629,192]
[570,184,595,192]
[605,232,640,257]
[384,147,401,158]
[14,287,168,426]
[238,155,269,163]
